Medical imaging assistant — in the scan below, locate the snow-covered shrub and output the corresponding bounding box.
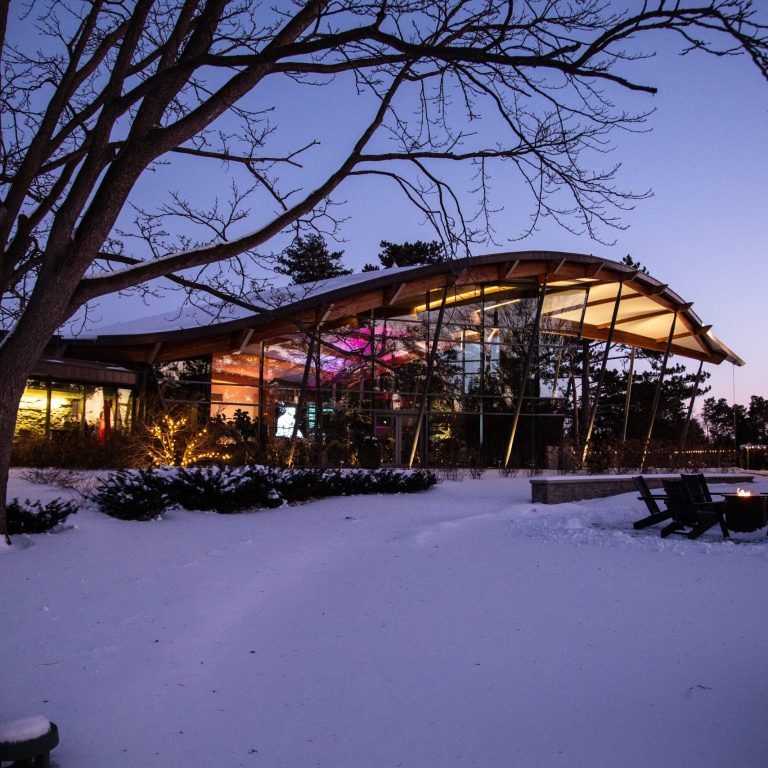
[273,467,326,501]
[362,468,437,494]
[173,465,283,513]
[272,467,437,499]
[7,497,78,533]
[91,469,170,520]
[92,465,436,519]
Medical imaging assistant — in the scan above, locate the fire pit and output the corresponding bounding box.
[723,490,768,533]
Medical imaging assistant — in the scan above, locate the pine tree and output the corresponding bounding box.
[276,234,352,284]
[363,240,447,271]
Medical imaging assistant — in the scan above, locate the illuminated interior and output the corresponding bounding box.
[24,252,742,467]
[190,283,609,465]
[15,380,135,439]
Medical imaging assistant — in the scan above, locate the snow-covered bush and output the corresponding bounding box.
[173,465,284,513]
[7,497,78,533]
[91,465,437,518]
[91,468,171,520]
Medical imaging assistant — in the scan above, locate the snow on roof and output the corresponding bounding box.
[79,266,422,338]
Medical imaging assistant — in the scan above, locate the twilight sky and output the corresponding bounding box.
[324,45,768,406]
[84,20,767,408]
[335,47,767,406]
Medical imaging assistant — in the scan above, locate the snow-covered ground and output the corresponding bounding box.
[3,469,768,768]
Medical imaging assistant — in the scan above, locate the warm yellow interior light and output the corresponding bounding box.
[19,394,47,409]
[482,297,522,311]
[413,285,513,313]
[19,393,70,410]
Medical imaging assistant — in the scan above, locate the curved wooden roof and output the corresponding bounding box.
[64,251,743,366]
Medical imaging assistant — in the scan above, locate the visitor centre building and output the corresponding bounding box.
[15,251,743,468]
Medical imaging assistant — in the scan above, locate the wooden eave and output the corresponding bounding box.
[57,251,742,367]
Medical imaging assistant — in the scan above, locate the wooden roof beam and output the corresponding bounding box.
[504,260,520,279]
[585,292,645,309]
[542,301,586,317]
[596,308,670,329]
[549,257,567,276]
[385,282,407,306]
[654,330,696,343]
[560,322,718,363]
[589,261,606,277]
[235,328,254,353]
[146,342,162,364]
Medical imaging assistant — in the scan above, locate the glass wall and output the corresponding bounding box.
[174,280,585,466]
[15,379,136,439]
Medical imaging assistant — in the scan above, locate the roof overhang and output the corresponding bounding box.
[59,251,744,367]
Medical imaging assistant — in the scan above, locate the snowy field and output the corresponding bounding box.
[3,469,768,768]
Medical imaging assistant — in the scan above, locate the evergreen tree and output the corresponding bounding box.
[620,254,649,273]
[276,234,352,284]
[590,359,709,442]
[747,396,768,444]
[363,240,447,271]
[701,396,766,446]
[702,397,736,446]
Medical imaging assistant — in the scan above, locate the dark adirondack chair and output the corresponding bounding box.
[632,476,672,530]
[680,473,727,504]
[660,478,729,540]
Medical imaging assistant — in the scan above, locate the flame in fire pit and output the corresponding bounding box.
[736,488,752,497]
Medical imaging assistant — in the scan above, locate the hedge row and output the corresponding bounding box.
[92,465,438,520]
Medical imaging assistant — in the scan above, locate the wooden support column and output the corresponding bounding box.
[503,277,548,469]
[577,286,591,336]
[621,347,636,446]
[369,311,376,434]
[287,334,316,468]
[679,360,704,459]
[640,312,678,471]
[569,365,580,450]
[479,286,486,449]
[551,337,565,399]
[576,286,592,444]
[408,285,449,468]
[580,340,591,442]
[618,346,636,469]
[258,342,266,447]
[580,281,624,468]
[314,323,324,467]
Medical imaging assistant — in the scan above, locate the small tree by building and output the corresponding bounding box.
[276,235,352,284]
[363,240,448,271]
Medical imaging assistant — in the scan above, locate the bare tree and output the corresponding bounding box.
[0,0,766,537]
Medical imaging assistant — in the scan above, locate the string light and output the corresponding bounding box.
[147,415,231,467]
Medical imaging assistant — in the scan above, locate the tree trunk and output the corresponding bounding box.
[0,272,80,538]
[0,351,39,540]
